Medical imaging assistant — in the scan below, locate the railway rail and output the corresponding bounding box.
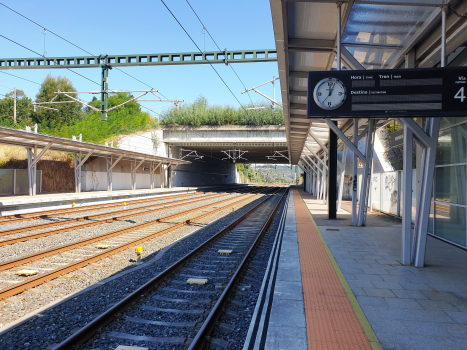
[0,187,273,301]
[52,187,289,350]
[0,187,263,247]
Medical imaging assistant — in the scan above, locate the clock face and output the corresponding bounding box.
[313,78,347,110]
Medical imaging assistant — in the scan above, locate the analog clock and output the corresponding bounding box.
[313,77,347,110]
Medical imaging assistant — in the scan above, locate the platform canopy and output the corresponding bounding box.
[0,126,190,166]
[270,0,467,164]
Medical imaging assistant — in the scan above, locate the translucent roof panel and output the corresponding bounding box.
[344,46,399,69]
[343,4,436,48]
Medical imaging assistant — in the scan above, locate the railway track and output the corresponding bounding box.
[0,192,227,246]
[0,187,273,301]
[0,185,253,224]
[52,187,288,350]
[0,187,263,247]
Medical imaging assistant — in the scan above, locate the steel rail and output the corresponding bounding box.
[0,192,266,300]
[0,192,201,223]
[0,186,254,223]
[0,193,258,274]
[0,193,227,245]
[52,188,282,350]
[0,193,226,236]
[188,188,289,349]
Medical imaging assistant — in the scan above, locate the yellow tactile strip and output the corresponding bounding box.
[293,189,374,350]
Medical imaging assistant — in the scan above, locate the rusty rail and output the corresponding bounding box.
[0,193,228,247]
[52,187,281,349]
[0,192,265,300]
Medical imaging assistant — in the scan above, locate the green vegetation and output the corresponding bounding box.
[0,89,34,128]
[236,164,294,184]
[160,96,284,126]
[44,93,157,144]
[0,75,156,144]
[1,78,283,146]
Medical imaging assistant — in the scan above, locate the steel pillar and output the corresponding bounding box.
[399,118,440,267]
[329,121,338,219]
[101,62,111,121]
[357,119,376,226]
[401,124,414,265]
[352,119,358,225]
[323,152,328,205]
[337,145,347,211]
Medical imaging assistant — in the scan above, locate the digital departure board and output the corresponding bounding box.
[307,67,467,118]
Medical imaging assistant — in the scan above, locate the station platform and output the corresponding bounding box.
[0,185,242,215]
[263,187,467,350]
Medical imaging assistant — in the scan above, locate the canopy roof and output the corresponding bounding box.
[0,126,190,165]
[270,0,467,164]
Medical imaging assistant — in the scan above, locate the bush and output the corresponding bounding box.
[160,96,284,126]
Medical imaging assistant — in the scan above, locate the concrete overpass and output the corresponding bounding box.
[117,125,288,187]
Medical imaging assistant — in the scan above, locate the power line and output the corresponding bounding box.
[184,0,254,105]
[0,4,171,98]
[160,0,248,114]
[0,34,100,86]
[0,3,95,56]
[0,71,41,85]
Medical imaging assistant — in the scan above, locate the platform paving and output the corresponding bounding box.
[265,189,376,350]
[265,190,308,350]
[298,187,467,350]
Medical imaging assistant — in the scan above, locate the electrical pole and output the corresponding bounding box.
[272,76,276,111]
[13,87,16,124]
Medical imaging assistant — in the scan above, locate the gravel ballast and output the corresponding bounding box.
[0,188,276,349]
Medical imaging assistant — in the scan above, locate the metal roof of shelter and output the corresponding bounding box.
[270,0,467,164]
[0,126,190,165]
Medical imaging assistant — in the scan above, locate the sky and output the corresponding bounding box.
[0,0,280,117]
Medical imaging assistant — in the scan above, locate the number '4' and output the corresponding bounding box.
[455,87,465,102]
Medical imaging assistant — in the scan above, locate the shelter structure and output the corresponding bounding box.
[0,126,189,196]
[270,0,467,267]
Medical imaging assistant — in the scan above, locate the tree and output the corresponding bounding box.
[0,89,34,127]
[34,74,83,128]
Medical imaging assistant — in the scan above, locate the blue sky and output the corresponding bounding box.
[0,0,279,117]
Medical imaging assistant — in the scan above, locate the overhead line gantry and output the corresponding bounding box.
[0,49,277,120]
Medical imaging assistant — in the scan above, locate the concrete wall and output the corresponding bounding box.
[162,125,286,143]
[169,146,237,187]
[81,158,163,191]
[117,129,167,157]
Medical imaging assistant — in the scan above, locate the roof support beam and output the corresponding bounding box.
[325,119,366,162]
[75,150,94,170]
[304,144,328,170]
[308,130,328,154]
[107,155,124,172]
[28,142,52,168]
[341,46,365,70]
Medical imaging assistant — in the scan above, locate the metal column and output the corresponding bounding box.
[401,125,414,265]
[329,121,338,219]
[337,145,347,211]
[357,119,376,226]
[107,156,113,191]
[352,120,358,225]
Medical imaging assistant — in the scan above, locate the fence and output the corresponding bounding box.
[0,169,42,195]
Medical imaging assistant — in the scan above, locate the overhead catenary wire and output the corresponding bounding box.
[0,34,100,87]
[160,0,249,116]
[0,71,41,86]
[0,3,172,101]
[184,0,255,106]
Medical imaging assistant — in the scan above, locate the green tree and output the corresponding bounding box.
[34,74,83,128]
[50,92,157,144]
[0,89,34,127]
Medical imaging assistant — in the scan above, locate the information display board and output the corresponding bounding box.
[307,67,467,118]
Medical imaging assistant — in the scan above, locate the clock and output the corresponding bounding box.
[313,77,347,110]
